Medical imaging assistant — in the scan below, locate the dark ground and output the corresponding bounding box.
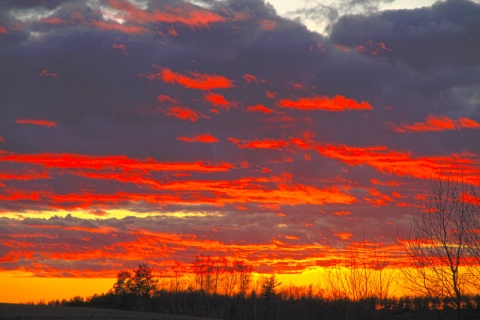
[0,304,220,320]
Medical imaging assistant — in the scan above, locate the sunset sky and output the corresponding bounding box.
[1,0,479,303]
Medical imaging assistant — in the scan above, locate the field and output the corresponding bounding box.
[0,303,219,320]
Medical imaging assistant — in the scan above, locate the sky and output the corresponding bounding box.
[0,0,480,303]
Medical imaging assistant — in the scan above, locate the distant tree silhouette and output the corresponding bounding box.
[260,275,281,320]
[113,270,131,295]
[129,263,158,298]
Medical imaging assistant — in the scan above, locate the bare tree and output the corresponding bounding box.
[400,177,480,319]
[323,241,397,301]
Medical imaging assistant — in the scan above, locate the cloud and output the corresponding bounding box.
[389,114,480,132]
[317,144,480,185]
[204,92,231,108]
[39,70,57,78]
[228,137,290,150]
[15,119,58,127]
[246,104,273,114]
[107,0,227,28]
[91,19,148,34]
[0,0,479,283]
[277,95,373,111]
[145,66,235,90]
[165,106,209,122]
[259,19,277,31]
[176,134,219,143]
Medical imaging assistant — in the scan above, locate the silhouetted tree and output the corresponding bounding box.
[260,275,281,320]
[113,270,132,295]
[400,177,479,320]
[129,263,158,297]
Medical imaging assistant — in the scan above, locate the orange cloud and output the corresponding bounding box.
[145,66,234,90]
[157,94,178,103]
[108,0,226,28]
[246,104,273,114]
[278,95,373,111]
[111,42,126,50]
[370,178,401,187]
[41,17,67,25]
[176,134,219,143]
[0,169,50,181]
[317,144,480,185]
[39,70,58,78]
[92,20,148,34]
[168,25,178,36]
[364,188,394,207]
[462,193,480,205]
[16,119,58,127]
[165,106,207,122]
[334,232,353,240]
[356,40,393,56]
[259,19,277,31]
[0,152,233,173]
[1,176,356,210]
[228,138,290,149]
[266,91,277,99]
[243,73,260,83]
[389,114,480,132]
[204,92,230,108]
[333,210,351,216]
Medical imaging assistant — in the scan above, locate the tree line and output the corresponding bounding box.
[41,177,479,320]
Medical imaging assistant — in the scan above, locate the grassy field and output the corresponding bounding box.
[0,303,219,320]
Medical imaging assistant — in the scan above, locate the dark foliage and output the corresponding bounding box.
[50,289,480,320]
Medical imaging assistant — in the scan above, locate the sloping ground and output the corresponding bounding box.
[0,304,220,320]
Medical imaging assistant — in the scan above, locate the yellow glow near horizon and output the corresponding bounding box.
[0,271,115,304]
[0,267,401,304]
[2,209,222,221]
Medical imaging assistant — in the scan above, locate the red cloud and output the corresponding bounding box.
[0,152,233,173]
[92,20,148,34]
[0,136,4,143]
[266,91,277,99]
[108,0,226,28]
[145,66,235,90]
[111,43,126,50]
[278,95,373,111]
[168,25,178,36]
[0,169,50,181]
[16,119,58,127]
[243,73,265,83]
[364,187,394,207]
[370,178,401,187]
[157,94,178,103]
[165,106,207,122]
[246,104,273,114]
[41,17,67,25]
[228,138,290,149]
[176,134,219,143]
[389,114,480,132]
[0,25,7,34]
[334,232,353,240]
[243,73,257,83]
[39,70,58,78]
[259,19,277,31]
[317,144,480,185]
[356,40,393,56]
[204,92,230,108]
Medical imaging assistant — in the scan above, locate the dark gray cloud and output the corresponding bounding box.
[0,0,479,276]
